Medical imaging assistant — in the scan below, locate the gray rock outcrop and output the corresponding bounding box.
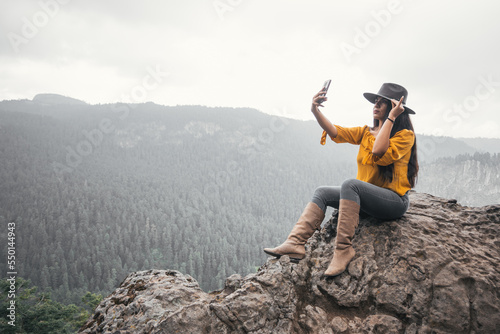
[80,192,500,333]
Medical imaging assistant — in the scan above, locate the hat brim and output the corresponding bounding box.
[363,92,415,115]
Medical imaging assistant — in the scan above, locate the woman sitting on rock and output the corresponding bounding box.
[264,82,419,277]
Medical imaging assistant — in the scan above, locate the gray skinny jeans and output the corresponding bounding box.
[311,178,410,220]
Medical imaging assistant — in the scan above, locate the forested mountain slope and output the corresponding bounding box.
[0,98,494,305]
[416,152,500,206]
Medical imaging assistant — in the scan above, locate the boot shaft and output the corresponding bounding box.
[335,199,360,249]
[288,202,325,243]
[264,202,325,261]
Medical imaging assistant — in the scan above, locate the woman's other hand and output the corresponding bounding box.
[389,96,405,119]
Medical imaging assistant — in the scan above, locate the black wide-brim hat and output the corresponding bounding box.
[363,83,415,114]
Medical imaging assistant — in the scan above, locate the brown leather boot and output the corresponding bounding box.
[324,199,360,277]
[264,202,325,262]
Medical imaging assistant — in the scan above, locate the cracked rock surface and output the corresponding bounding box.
[80,192,500,333]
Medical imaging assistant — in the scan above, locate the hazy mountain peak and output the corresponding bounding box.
[32,93,87,105]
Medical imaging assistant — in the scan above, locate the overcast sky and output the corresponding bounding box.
[1,0,499,138]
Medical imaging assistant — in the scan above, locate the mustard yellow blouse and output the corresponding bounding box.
[321,125,415,196]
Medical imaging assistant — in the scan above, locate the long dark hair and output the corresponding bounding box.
[373,99,419,188]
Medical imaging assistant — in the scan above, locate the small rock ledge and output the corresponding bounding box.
[80,192,500,333]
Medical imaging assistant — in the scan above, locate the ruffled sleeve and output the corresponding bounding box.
[361,129,415,166]
[321,125,367,145]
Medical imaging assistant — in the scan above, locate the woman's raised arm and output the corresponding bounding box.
[372,96,405,156]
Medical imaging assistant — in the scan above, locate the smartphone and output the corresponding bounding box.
[321,79,331,96]
[320,79,332,103]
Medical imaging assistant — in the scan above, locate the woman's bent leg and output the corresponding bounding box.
[324,199,360,276]
[311,186,341,213]
[325,179,409,276]
[340,179,409,220]
[263,202,325,261]
[264,185,340,261]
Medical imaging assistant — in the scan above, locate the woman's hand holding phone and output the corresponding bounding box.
[312,79,331,109]
[310,79,338,141]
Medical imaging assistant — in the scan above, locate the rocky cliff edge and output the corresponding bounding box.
[80,192,500,333]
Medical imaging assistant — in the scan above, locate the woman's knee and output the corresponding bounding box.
[340,178,362,191]
[311,186,340,211]
[313,186,331,198]
[340,179,362,203]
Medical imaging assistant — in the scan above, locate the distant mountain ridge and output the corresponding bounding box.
[2,94,498,159]
[32,93,87,105]
[458,137,500,154]
[416,152,500,206]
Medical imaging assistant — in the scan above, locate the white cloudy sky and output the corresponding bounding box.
[1,0,499,138]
